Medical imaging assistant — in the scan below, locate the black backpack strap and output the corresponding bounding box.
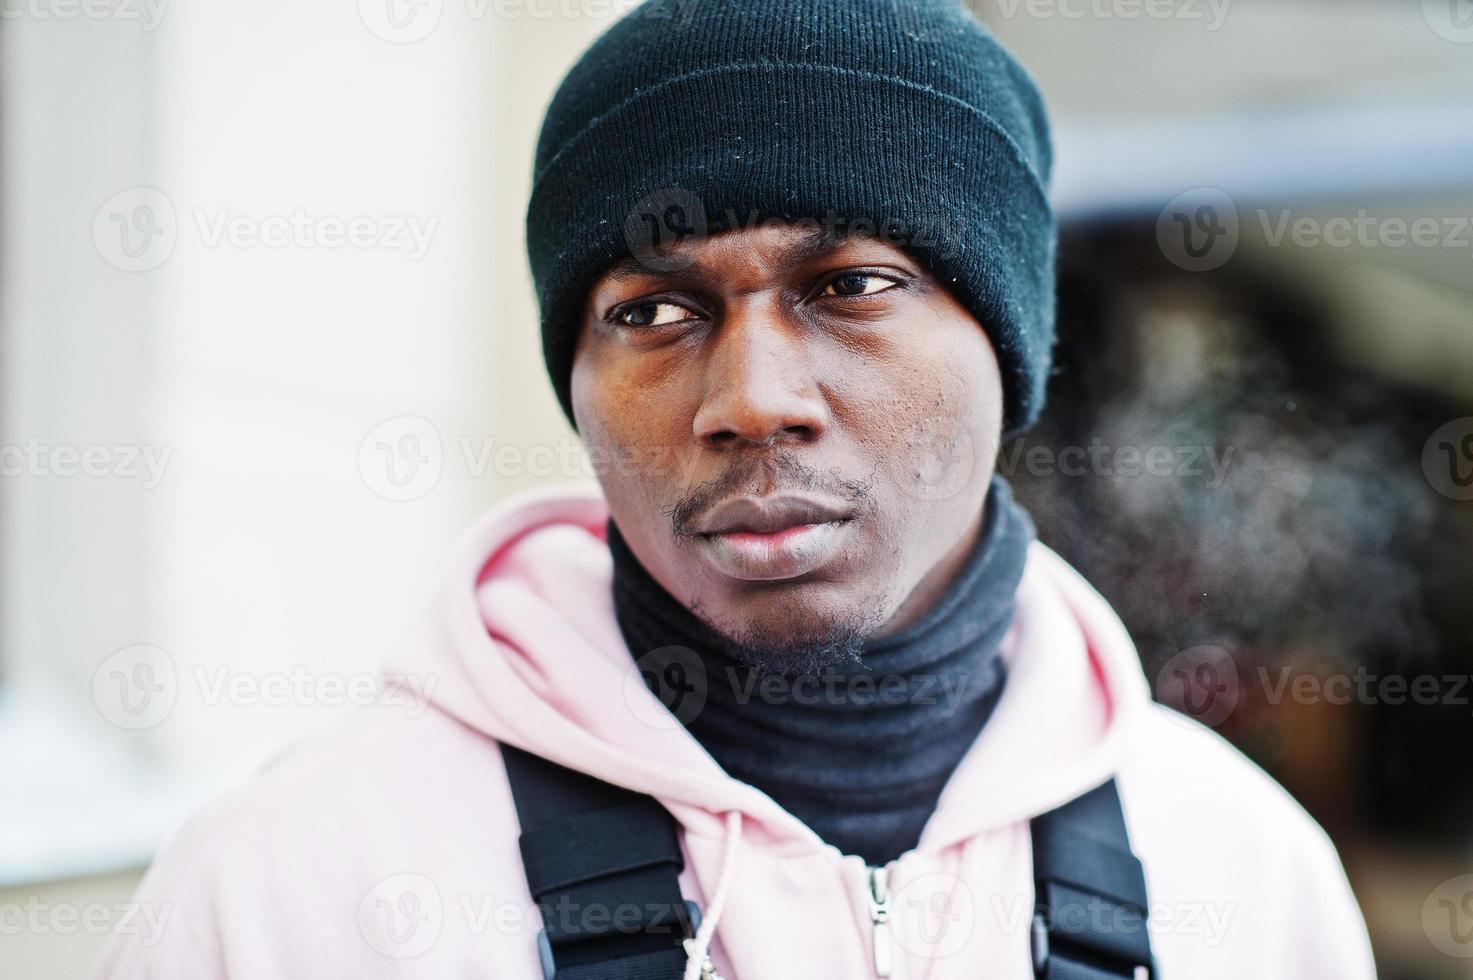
[1031,778,1156,979]
[500,743,695,980]
[504,745,1154,979]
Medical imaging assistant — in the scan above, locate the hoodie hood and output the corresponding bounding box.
[388,485,1153,858]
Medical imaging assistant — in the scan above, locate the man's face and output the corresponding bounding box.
[571,223,1004,667]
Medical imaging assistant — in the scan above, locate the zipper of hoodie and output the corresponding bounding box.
[866,864,893,978]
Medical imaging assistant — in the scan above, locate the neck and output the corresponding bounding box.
[608,478,1035,865]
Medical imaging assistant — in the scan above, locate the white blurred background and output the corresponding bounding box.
[2,1,1471,976]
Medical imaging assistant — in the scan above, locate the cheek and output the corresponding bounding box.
[837,327,1002,535]
[570,340,622,438]
[574,336,686,438]
[572,353,687,516]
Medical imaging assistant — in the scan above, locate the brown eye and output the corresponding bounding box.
[617,300,696,327]
[823,273,896,298]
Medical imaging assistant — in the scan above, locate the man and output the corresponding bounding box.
[99,0,1377,977]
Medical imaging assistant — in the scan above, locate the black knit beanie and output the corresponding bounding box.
[525,0,1057,434]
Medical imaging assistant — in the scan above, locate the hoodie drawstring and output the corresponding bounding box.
[682,810,743,980]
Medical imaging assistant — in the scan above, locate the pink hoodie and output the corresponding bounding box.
[97,488,1377,979]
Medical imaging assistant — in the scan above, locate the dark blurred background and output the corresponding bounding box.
[979,6,1473,974]
[1012,220,1473,978]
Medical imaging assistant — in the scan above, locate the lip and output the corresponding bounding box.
[692,495,855,581]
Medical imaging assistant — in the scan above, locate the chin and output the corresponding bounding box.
[690,583,888,675]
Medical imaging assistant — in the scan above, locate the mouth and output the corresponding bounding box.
[691,495,856,581]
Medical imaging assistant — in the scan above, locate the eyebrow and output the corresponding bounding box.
[604,225,847,285]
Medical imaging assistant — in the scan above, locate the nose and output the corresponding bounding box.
[692,308,829,450]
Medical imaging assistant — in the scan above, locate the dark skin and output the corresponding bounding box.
[571,223,1004,666]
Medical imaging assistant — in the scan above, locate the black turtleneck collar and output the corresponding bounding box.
[608,478,1035,865]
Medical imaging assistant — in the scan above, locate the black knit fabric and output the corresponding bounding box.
[608,478,1035,865]
[525,0,1057,435]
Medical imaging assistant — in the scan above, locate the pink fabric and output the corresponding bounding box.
[97,487,1377,979]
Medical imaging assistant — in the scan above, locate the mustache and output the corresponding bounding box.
[667,451,875,539]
